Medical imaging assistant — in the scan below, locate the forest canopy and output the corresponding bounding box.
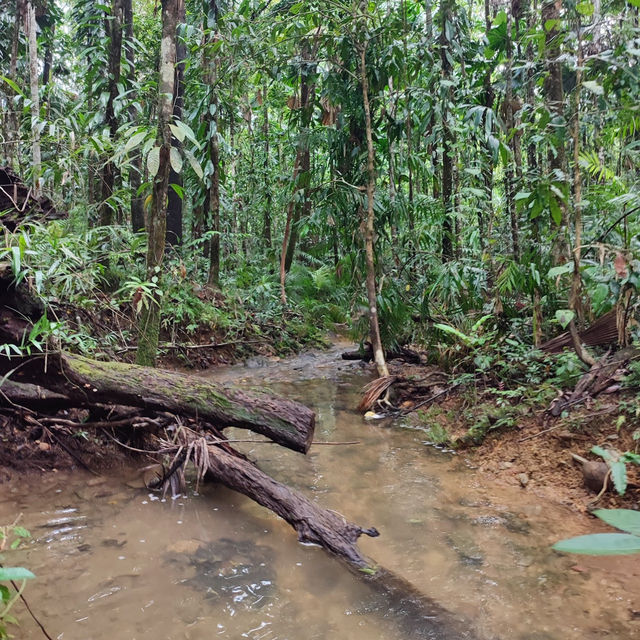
[1,0,639,367]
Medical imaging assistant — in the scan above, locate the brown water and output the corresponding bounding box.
[2,345,639,640]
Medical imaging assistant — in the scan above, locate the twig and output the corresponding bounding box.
[587,468,611,510]
[518,422,564,443]
[399,383,462,416]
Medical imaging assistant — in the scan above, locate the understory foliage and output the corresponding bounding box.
[0,0,639,368]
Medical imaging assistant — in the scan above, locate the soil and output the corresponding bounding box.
[402,383,640,514]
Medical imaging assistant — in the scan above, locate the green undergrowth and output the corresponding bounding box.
[0,221,349,363]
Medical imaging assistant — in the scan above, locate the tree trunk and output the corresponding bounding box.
[123,0,145,232]
[359,39,389,379]
[202,443,377,566]
[262,79,272,247]
[5,0,21,171]
[135,0,177,367]
[439,0,454,261]
[567,21,594,367]
[542,0,569,265]
[24,1,41,196]
[166,0,186,247]
[99,0,124,226]
[56,354,316,453]
[504,6,520,261]
[283,38,317,273]
[205,0,221,288]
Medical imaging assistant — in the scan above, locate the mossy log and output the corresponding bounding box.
[54,354,315,453]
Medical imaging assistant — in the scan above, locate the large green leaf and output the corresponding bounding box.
[609,460,628,495]
[147,146,160,178]
[0,567,36,581]
[593,509,640,535]
[552,533,640,555]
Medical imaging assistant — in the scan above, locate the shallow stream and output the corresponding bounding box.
[1,345,638,639]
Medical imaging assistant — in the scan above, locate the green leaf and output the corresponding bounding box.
[123,131,147,155]
[593,509,640,535]
[0,75,24,96]
[552,533,640,555]
[576,1,594,16]
[549,195,563,225]
[0,567,35,581]
[184,149,203,181]
[582,80,604,95]
[627,0,640,9]
[169,147,183,174]
[609,460,628,495]
[555,309,575,329]
[169,124,185,143]
[147,146,160,178]
[547,262,573,278]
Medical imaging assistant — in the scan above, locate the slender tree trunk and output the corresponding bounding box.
[205,0,221,288]
[440,0,454,261]
[24,1,41,196]
[359,39,389,379]
[6,0,21,171]
[99,0,124,226]
[279,153,301,305]
[124,0,145,232]
[567,21,594,366]
[504,6,520,260]
[283,38,317,273]
[166,0,185,247]
[135,0,178,367]
[262,79,272,248]
[542,0,569,264]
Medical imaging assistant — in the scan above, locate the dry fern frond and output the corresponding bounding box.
[358,375,396,412]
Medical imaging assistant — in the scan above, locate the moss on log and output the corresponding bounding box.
[57,354,315,453]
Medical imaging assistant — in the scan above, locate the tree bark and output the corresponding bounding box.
[123,0,145,232]
[202,443,377,566]
[24,1,41,196]
[135,0,178,366]
[205,0,221,288]
[99,0,124,226]
[5,0,21,171]
[439,0,454,261]
[54,354,316,453]
[262,79,272,247]
[542,0,569,264]
[165,0,185,247]
[359,38,389,379]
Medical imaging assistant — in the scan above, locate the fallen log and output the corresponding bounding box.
[202,441,378,566]
[342,343,422,364]
[54,354,315,453]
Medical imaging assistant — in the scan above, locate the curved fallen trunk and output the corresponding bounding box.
[202,441,379,566]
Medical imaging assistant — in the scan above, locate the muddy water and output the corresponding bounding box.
[2,345,639,640]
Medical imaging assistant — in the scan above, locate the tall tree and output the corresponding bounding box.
[358,3,389,379]
[99,0,124,226]
[23,0,41,195]
[135,0,178,367]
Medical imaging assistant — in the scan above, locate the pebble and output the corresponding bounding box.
[518,473,530,487]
